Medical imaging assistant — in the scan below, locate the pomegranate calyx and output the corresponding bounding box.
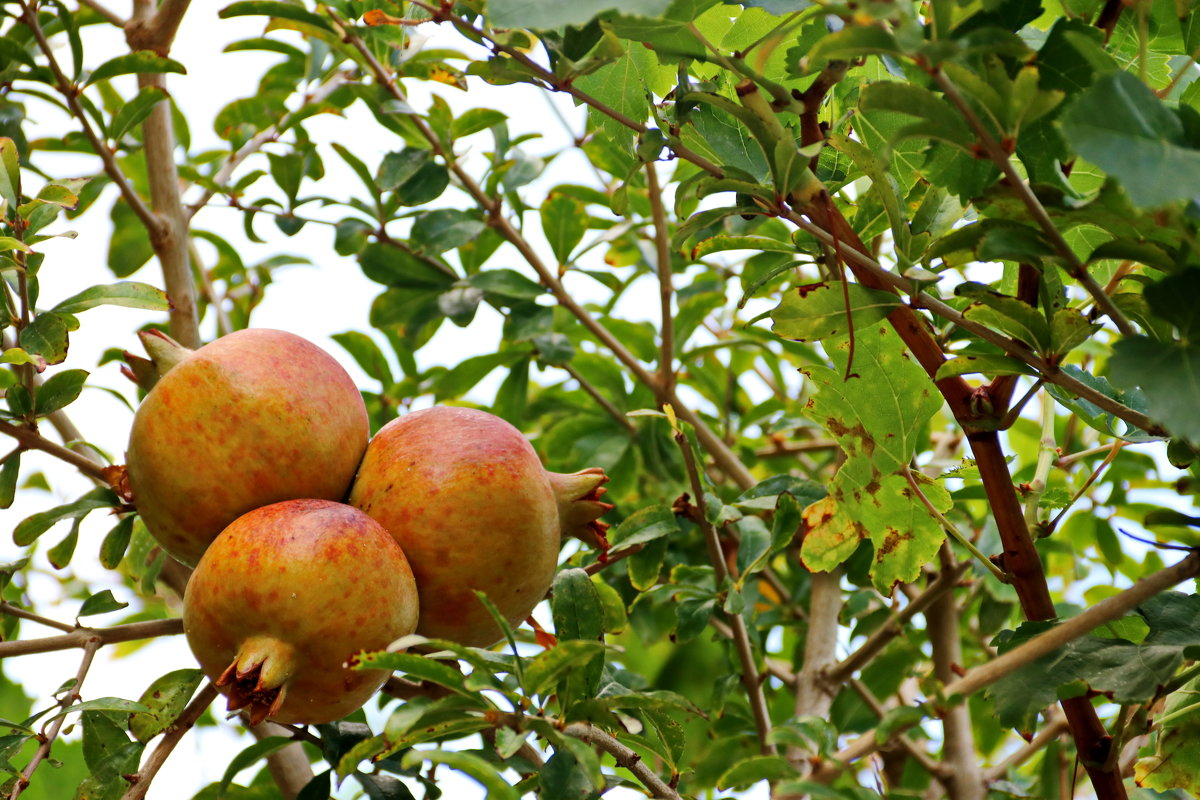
[547,467,614,552]
[136,329,193,385]
[216,635,294,726]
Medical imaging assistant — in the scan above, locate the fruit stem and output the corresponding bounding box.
[217,635,295,726]
[547,467,613,554]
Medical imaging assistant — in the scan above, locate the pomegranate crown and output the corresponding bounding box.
[548,467,614,553]
[121,329,193,392]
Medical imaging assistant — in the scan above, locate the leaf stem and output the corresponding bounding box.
[902,466,1008,583]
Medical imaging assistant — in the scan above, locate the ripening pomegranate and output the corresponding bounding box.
[183,499,418,725]
[348,406,612,647]
[126,328,369,566]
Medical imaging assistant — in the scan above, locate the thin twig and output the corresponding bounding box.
[559,362,635,434]
[0,419,111,482]
[17,1,163,239]
[120,682,219,800]
[76,0,127,26]
[0,619,184,658]
[929,69,1134,336]
[672,423,775,756]
[901,466,1007,582]
[820,551,1200,770]
[0,603,77,634]
[328,8,756,490]
[561,723,681,800]
[12,638,101,799]
[646,162,676,396]
[1046,439,1124,533]
[984,712,1070,780]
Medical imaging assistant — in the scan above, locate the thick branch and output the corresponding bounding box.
[250,722,313,800]
[926,546,985,800]
[0,619,183,658]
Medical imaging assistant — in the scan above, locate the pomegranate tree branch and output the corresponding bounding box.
[559,362,636,434]
[821,550,1200,771]
[827,560,966,685]
[782,568,841,783]
[329,9,755,490]
[926,545,985,800]
[646,162,676,396]
[674,424,775,756]
[0,419,110,482]
[250,722,313,800]
[0,618,184,658]
[11,638,101,799]
[119,682,219,800]
[561,723,681,800]
[76,0,126,26]
[985,711,1069,781]
[0,602,77,634]
[124,1,198,348]
[770,206,1162,435]
[16,1,162,238]
[929,68,1133,337]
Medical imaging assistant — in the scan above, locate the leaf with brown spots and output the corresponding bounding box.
[771,282,901,344]
[805,324,941,474]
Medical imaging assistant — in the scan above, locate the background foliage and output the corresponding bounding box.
[3,0,1200,798]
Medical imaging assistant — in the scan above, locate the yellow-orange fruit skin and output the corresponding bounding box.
[126,329,368,566]
[183,499,418,725]
[348,407,560,648]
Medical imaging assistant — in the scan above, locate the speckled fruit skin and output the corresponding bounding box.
[348,407,564,647]
[126,329,369,566]
[183,499,418,725]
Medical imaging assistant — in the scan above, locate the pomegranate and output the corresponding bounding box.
[183,499,418,725]
[348,406,611,647]
[126,328,369,566]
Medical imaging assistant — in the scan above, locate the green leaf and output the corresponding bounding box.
[34,368,88,415]
[400,749,518,800]
[377,147,429,191]
[608,504,681,548]
[86,51,186,85]
[1061,71,1200,208]
[1135,675,1200,794]
[539,744,602,799]
[331,330,393,387]
[451,108,506,139]
[957,282,1052,353]
[465,269,545,301]
[410,209,487,254]
[359,241,454,289]
[487,0,670,28]
[859,82,975,151]
[691,235,795,259]
[770,281,901,343]
[99,516,135,569]
[352,651,468,694]
[522,640,606,697]
[47,519,80,569]
[990,594,1200,733]
[128,669,204,743]
[717,755,800,790]
[540,194,587,265]
[935,354,1036,380]
[76,590,129,619]
[45,698,149,725]
[218,1,336,32]
[1109,337,1200,441]
[0,137,19,215]
[18,312,72,365]
[13,487,117,547]
[108,87,168,142]
[434,350,527,401]
[551,568,603,641]
[0,451,19,510]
